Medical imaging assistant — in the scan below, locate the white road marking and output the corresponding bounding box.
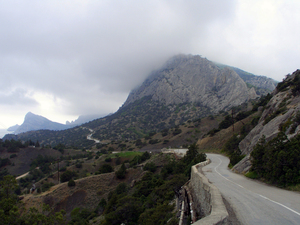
[210,156,300,217]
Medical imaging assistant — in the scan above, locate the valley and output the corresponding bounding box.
[1,55,300,224]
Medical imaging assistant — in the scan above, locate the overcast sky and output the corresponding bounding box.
[1,0,300,129]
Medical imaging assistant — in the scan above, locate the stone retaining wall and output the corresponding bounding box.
[188,159,229,225]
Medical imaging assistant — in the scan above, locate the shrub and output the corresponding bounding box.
[75,162,82,168]
[172,128,182,136]
[9,154,17,159]
[105,157,112,162]
[116,164,126,179]
[219,115,233,130]
[163,140,169,144]
[99,164,113,174]
[41,182,54,192]
[115,157,121,165]
[245,171,258,179]
[143,162,156,172]
[59,166,67,172]
[60,170,77,183]
[68,179,76,187]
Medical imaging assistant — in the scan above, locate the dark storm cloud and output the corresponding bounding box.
[0,0,236,117]
[3,0,300,127]
[0,88,38,106]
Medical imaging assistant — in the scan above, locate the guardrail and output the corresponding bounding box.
[188,159,229,225]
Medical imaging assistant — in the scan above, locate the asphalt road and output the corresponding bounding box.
[202,154,300,225]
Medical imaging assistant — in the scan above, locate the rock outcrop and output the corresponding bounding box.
[124,54,257,113]
[233,70,300,173]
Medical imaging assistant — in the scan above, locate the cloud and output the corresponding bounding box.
[0,0,300,126]
[0,88,38,106]
[0,0,236,119]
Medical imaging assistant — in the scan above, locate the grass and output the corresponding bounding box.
[287,184,300,192]
[245,171,258,179]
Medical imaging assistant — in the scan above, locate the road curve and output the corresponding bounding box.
[202,154,300,225]
[83,127,100,143]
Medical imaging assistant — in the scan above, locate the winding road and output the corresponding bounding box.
[202,154,300,225]
[83,127,100,143]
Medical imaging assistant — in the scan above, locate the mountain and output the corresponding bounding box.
[7,124,20,132]
[124,54,257,112]
[66,114,106,126]
[215,63,278,93]
[230,67,277,91]
[3,54,273,147]
[14,112,68,134]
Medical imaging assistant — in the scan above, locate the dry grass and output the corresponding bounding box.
[197,113,260,152]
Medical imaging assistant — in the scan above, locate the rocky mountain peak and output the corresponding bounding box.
[124,54,257,113]
[14,112,67,134]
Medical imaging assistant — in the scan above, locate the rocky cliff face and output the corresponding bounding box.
[233,70,300,173]
[230,67,277,91]
[124,54,257,113]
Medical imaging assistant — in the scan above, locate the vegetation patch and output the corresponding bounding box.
[109,151,143,158]
[251,132,300,186]
[245,171,258,179]
[222,134,245,167]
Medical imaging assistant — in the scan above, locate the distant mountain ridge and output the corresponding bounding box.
[14,112,68,134]
[8,112,106,134]
[7,124,20,132]
[66,114,106,126]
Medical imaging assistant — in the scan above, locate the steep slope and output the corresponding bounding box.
[15,112,68,134]
[124,54,256,113]
[233,69,300,173]
[216,63,278,94]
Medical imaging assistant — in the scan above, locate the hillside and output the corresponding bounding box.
[3,54,270,147]
[233,69,300,175]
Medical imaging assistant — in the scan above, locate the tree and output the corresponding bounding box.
[143,162,156,172]
[0,175,18,198]
[116,164,126,179]
[99,164,113,174]
[68,179,75,187]
[60,170,77,183]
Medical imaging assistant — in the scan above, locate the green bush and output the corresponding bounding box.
[60,170,77,183]
[68,179,75,187]
[222,134,244,166]
[116,164,126,179]
[251,132,300,186]
[143,162,156,172]
[41,182,54,192]
[219,115,233,130]
[9,154,17,159]
[105,157,112,162]
[245,171,258,179]
[99,164,113,174]
[75,162,82,168]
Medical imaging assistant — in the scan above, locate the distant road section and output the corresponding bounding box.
[203,154,300,225]
[16,172,29,180]
[83,127,100,143]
